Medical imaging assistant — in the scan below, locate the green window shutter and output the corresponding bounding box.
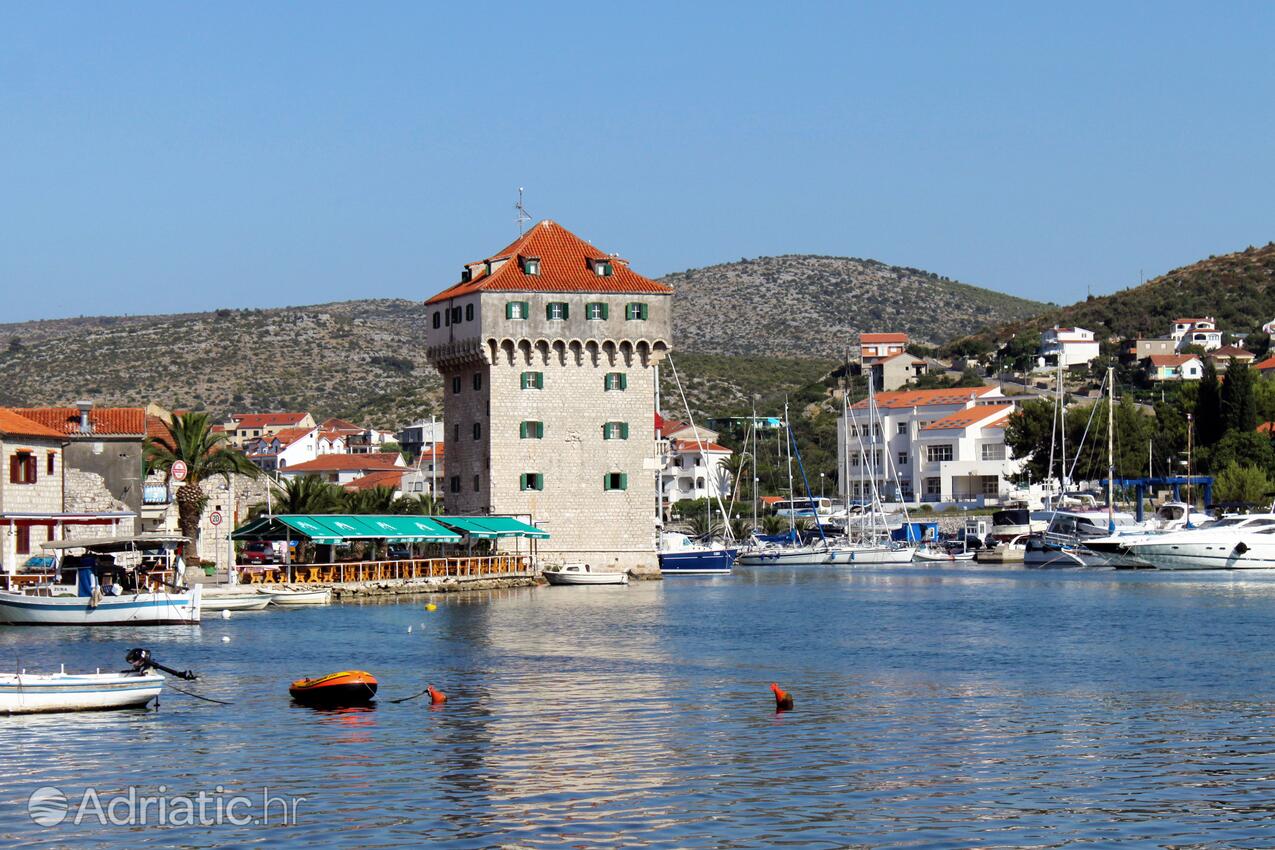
[506,302,515,319]
[562,303,569,320]
[519,422,528,439]
[620,422,629,440]
[545,303,553,320]
[639,303,648,320]
[619,473,628,490]
[619,373,627,390]
[600,303,609,320]
[535,372,544,389]
[535,422,543,438]
[603,474,611,491]
[602,423,610,441]
[520,372,529,389]
[521,301,530,318]
[625,303,634,320]
[520,473,528,490]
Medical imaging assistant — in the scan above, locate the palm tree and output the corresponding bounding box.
[685,511,722,541]
[729,516,753,542]
[392,494,440,515]
[145,412,260,562]
[344,486,397,514]
[271,475,343,514]
[760,514,788,535]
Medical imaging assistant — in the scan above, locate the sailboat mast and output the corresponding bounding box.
[1107,365,1115,532]
[785,401,795,536]
[751,404,758,533]
[1058,358,1068,499]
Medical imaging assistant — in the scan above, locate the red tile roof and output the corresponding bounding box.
[231,412,310,429]
[320,417,363,434]
[1256,355,1275,371]
[861,332,908,344]
[274,426,315,448]
[1209,345,1254,359]
[425,220,673,305]
[14,407,145,436]
[673,438,732,453]
[282,454,403,473]
[1148,354,1201,368]
[343,469,406,491]
[0,408,66,440]
[922,404,1014,432]
[853,385,997,410]
[1174,317,1214,324]
[418,444,444,462]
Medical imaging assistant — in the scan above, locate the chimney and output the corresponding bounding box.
[75,400,93,434]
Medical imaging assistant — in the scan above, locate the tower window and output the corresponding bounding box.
[520,421,544,439]
[603,472,628,491]
[604,372,627,391]
[521,371,544,390]
[546,302,569,321]
[473,422,482,440]
[603,422,630,440]
[506,301,530,320]
[473,474,481,492]
[449,476,460,493]
[586,302,609,320]
[472,372,482,391]
[520,473,544,491]
[625,302,649,321]
[452,377,461,394]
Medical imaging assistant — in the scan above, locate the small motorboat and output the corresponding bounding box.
[542,563,629,585]
[0,668,164,714]
[912,545,976,562]
[289,670,378,707]
[200,593,273,612]
[257,588,332,606]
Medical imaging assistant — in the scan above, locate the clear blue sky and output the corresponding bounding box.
[2,2,1273,322]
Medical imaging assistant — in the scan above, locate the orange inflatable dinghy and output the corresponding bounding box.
[289,670,378,706]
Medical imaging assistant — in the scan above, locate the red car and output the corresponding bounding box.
[240,542,277,565]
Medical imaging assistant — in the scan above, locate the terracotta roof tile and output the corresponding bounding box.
[673,438,732,453]
[922,404,1014,432]
[14,407,145,436]
[853,385,997,410]
[861,332,908,344]
[343,469,406,491]
[0,408,66,440]
[273,426,315,448]
[320,417,363,434]
[282,454,403,473]
[1148,354,1201,367]
[1256,355,1275,371]
[425,220,673,305]
[231,412,310,429]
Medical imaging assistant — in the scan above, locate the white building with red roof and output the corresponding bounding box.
[278,453,405,486]
[222,412,316,448]
[424,219,672,573]
[655,413,732,507]
[1170,317,1222,352]
[243,425,321,473]
[1146,354,1204,382]
[839,385,1022,503]
[859,332,909,362]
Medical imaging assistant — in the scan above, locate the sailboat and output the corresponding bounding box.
[736,404,835,566]
[825,375,915,565]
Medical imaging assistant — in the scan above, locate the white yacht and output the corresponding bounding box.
[1120,514,1275,570]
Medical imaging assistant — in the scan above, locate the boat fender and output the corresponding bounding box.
[1235,541,1250,555]
[427,685,447,705]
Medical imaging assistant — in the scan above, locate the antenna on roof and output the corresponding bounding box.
[515,187,532,235]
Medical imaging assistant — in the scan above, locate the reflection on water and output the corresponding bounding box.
[2,567,1275,846]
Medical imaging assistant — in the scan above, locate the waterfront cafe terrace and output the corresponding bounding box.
[229,514,548,584]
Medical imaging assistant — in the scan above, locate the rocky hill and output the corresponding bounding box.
[949,242,1275,351]
[664,255,1047,357]
[0,255,1041,426]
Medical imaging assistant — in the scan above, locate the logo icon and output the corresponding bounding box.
[28,786,68,826]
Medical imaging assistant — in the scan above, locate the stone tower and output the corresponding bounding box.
[424,220,672,574]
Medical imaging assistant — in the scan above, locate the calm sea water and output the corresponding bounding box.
[4,565,1275,848]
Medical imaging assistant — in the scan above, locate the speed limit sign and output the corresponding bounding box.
[209,511,223,527]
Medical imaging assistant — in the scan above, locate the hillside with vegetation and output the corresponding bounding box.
[947,242,1275,359]
[664,255,1047,358]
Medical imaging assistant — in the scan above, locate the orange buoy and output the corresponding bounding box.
[289,671,378,707]
[427,685,447,704]
[770,682,794,712]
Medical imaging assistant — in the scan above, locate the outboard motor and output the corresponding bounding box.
[126,648,198,680]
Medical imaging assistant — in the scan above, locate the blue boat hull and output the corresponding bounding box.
[658,549,737,575]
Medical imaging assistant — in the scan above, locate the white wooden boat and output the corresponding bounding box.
[0,585,201,626]
[542,564,629,585]
[200,593,273,611]
[0,669,164,714]
[257,588,332,606]
[826,543,916,565]
[735,544,832,566]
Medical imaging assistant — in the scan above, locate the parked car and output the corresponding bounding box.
[386,544,412,560]
[240,542,277,565]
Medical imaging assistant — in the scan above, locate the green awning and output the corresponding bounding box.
[232,514,461,544]
[435,516,549,539]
